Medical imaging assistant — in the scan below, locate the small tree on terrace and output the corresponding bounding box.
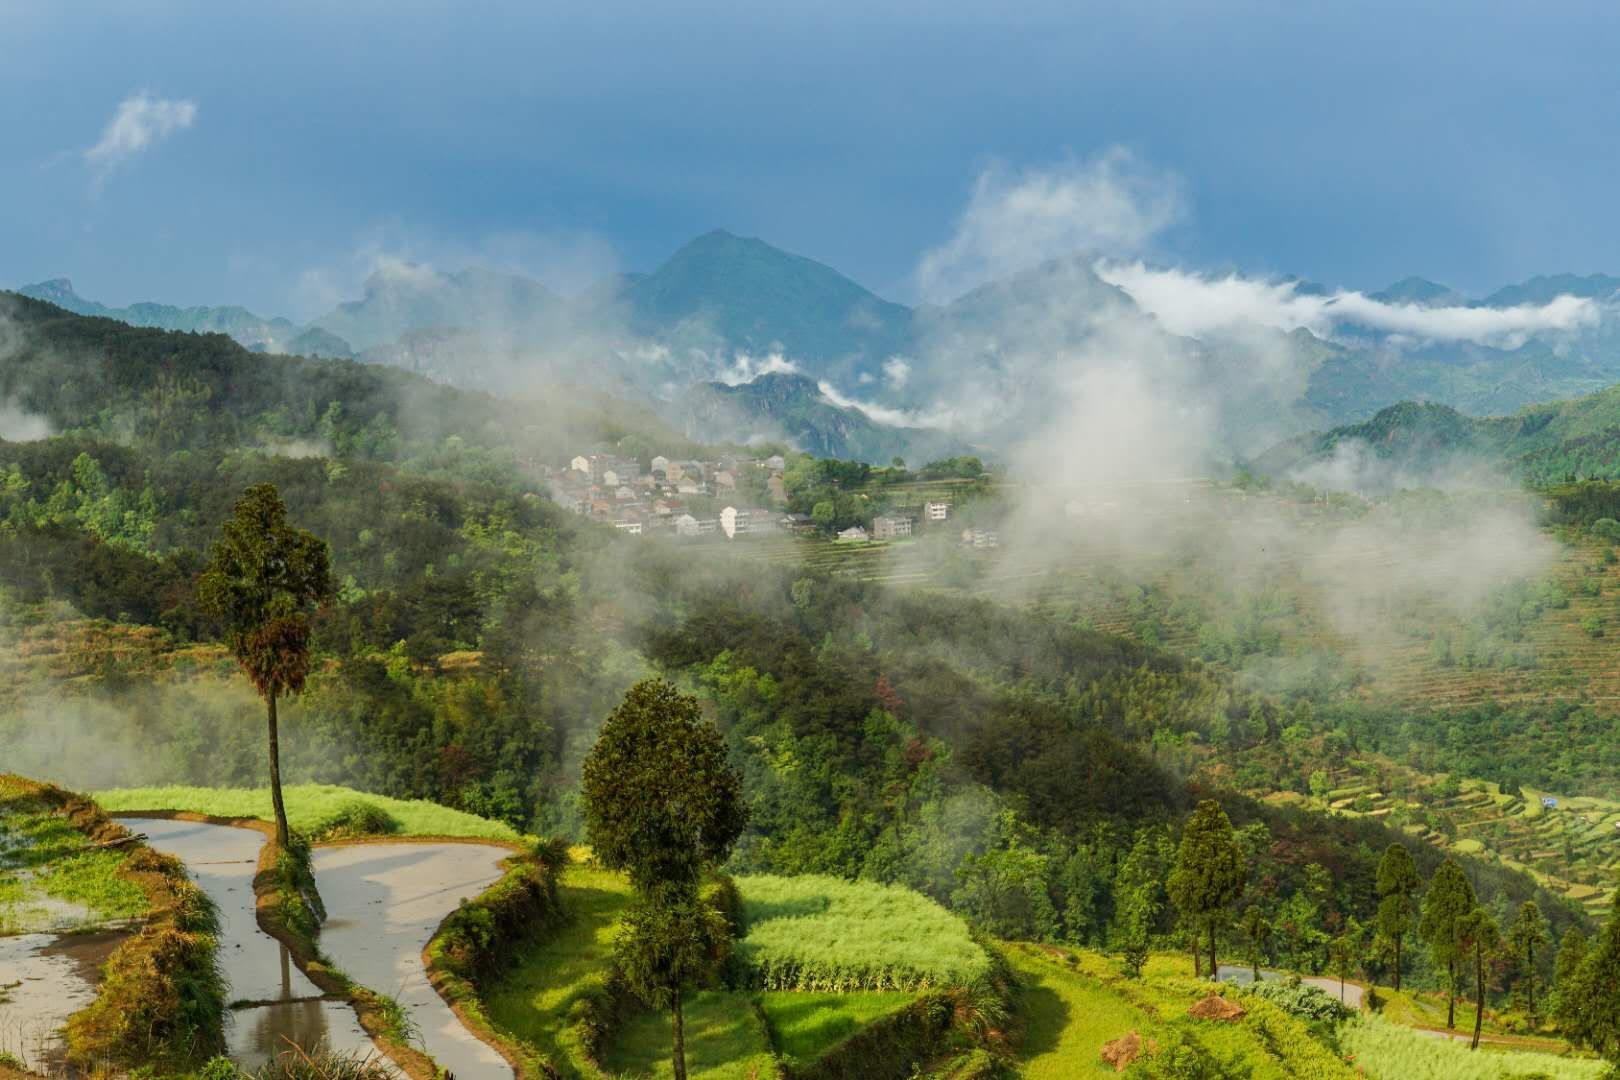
[1419,859,1475,1030]
[1506,900,1550,1026]
[1375,842,1421,992]
[1168,799,1246,979]
[198,483,333,849]
[581,679,747,1080]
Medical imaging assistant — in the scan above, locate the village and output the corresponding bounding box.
[543,451,993,545]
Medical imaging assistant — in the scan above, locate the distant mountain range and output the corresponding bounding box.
[19,233,1620,464]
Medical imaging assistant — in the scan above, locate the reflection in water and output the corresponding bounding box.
[0,929,128,1072]
[314,842,512,1079]
[120,818,378,1068]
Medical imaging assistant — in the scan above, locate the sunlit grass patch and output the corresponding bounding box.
[91,784,519,841]
[602,990,775,1079]
[481,862,632,1069]
[759,990,914,1064]
[734,874,986,991]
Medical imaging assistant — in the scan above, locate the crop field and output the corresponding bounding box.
[734,874,988,991]
[1266,763,1620,916]
[91,783,522,841]
[1007,945,1357,1079]
[1340,1014,1607,1080]
[481,864,930,1077]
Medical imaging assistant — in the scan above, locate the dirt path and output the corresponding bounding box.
[1216,964,1366,1009]
[124,818,376,1069]
[312,841,512,1080]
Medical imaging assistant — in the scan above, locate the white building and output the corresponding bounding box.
[613,519,643,536]
[674,513,701,537]
[836,525,870,543]
[570,455,592,475]
[925,501,950,521]
[720,506,752,539]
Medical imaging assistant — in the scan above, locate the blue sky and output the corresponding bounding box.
[6,0,1620,320]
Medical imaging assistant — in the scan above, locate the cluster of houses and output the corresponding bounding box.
[544,452,790,537]
[544,450,959,544]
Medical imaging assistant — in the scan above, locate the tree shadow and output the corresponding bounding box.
[1017,982,1068,1058]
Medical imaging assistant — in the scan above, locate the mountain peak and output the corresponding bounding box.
[1368,276,1464,307]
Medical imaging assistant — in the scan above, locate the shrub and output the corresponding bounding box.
[310,800,400,841]
[1240,979,1353,1024]
[247,1049,398,1080]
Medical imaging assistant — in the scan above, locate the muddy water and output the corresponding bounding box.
[0,929,126,1071]
[121,818,376,1069]
[313,842,512,1080]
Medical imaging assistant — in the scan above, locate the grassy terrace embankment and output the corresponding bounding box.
[93,784,522,841]
[478,865,986,1078]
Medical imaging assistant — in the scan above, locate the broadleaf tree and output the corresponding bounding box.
[198,483,333,849]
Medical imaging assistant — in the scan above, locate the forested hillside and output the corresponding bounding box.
[0,297,1607,1068]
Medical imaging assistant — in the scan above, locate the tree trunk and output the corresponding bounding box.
[1251,947,1260,982]
[1394,934,1402,992]
[1447,958,1457,1030]
[1471,943,1485,1050]
[267,693,290,848]
[1525,943,1535,1025]
[1208,921,1218,982]
[1191,937,1201,977]
[672,986,687,1080]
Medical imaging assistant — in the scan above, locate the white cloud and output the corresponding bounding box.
[1097,262,1601,347]
[85,93,197,178]
[716,351,799,385]
[882,357,911,389]
[915,148,1185,303]
[816,379,960,430]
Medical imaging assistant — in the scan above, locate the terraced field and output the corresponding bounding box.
[1263,770,1620,917]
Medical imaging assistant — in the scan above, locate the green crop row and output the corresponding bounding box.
[733,875,987,992]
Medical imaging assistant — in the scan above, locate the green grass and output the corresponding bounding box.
[759,991,914,1064]
[601,990,775,1079]
[481,862,632,1069]
[1341,1013,1607,1080]
[91,784,520,841]
[734,874,987,991]
[0,790,148,932]
[1004,947,1158,1079]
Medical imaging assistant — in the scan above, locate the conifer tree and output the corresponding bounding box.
[1375,842,1421,991]
[1419,859,1475,1030]
[1168,799,1246,978]
[1506,900,1550,1026]
[1551,926,1589,1034]
[1458,908,1499,1050]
